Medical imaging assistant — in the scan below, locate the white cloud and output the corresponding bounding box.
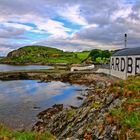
[0,14,72,40]
[3,22,33,31]
[9,15,71,38]
[0,0,140,56]
[84,24,98,29]
[0,47,14,56]
[35,19,71,38]
[111,4,132,21]
[37,37,119,53]
[58,5,87,26]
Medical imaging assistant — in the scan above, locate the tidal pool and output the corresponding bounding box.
[0,80,86,129]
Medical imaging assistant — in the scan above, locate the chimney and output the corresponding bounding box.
[124,33,127,49]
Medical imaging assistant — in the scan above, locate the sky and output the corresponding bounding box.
[0,0,139,56]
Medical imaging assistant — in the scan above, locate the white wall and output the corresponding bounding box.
[71,65,95,71]
[110,55,140,79]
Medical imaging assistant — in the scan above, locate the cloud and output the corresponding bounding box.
[36,37,119,52]
[3,23,33,31]
[0,47,13,56]
[0,39,15,56]
[0,27,24,39]
[0,0,140,56]
[35,19,71,38]
[58,5,87,26]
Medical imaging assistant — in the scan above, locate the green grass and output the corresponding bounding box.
[0,46,113,64]
[127,99,140,103]
[12,131,36,140]
[96,57,110,63]
[127,83,140,91]
[0,124,56,140]
[66,109,76,120]
[0,46,83,64]
[108,76,140,138]
[122,112,140,131]
[110,108,140,133]
[0,124,12,137]
[74,51,90,61]
[110,108,123,116]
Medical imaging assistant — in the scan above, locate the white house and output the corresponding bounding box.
[110,48,140,79]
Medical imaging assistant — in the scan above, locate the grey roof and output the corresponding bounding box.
[112,47,140,56]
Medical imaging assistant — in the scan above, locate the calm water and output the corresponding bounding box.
[0,80,86,129]
[0,64,53,72]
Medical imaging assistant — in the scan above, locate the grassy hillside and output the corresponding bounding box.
[0,46,113,65]
[107,75,140,139]
[74,51,90,60]
[0,46,83,64]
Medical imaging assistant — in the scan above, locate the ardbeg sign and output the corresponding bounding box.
[110,56,140,79]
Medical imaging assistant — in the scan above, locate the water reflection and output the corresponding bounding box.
[0,64,53,72]
[0,80,86,129]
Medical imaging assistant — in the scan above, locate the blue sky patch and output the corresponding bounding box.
[52,16,82,30]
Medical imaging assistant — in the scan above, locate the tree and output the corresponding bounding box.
[89,49,101,61]
[101,50,111,60]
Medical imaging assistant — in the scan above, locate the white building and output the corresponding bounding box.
[110,48,140,79]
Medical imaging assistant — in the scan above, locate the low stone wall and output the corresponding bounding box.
[96,68,110,75]
[71,65,95,72]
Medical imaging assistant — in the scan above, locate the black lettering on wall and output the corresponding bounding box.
[135,57,140,74]
[127,57,133,73]
[121,57,125,72]
[115,58,119,71]
[111,57,114,70]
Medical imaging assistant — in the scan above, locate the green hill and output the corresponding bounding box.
[0,46,112,65]
[0,46,83,64]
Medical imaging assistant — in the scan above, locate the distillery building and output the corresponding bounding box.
[110,47,140,79]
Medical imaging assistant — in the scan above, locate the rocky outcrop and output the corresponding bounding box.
[7,49,27,58]
[32,78,125,140]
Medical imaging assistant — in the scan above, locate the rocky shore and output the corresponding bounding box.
[4,70,119,140]
[0,71,115,84]
[2,70,138,139]
[31,74,140,140]
[32,77,123,140]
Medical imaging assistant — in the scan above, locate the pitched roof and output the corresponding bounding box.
[112,47,140,56]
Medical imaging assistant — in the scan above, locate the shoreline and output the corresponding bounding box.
[1,70,139,139]
[34,75,140,140]
[0,70,120,139]
[0,70,116,84]
[32,73,118,139]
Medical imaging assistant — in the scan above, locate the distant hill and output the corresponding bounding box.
[0,45,113,65]
[0,45,83,64]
